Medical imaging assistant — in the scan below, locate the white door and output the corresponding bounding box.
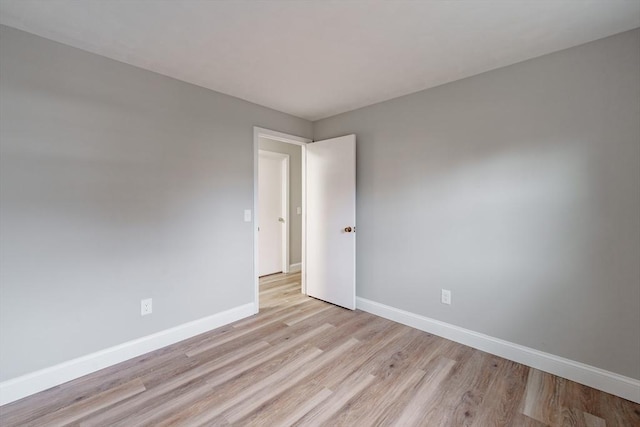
[306,135,356,309]
[258,153,286,276]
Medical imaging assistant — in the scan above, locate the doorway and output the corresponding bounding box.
[254,128,310,313]
[253,128,357,313]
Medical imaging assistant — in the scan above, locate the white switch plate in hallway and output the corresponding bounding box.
[441,289,451,305]
[244,209,252,222]
[297,207,302,215]
[141,298,152,315]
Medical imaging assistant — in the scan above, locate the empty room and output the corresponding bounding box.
[0,1,638,426]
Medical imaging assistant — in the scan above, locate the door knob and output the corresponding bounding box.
[344,226,353,233]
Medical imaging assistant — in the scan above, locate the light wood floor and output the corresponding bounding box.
[1,272,638,426]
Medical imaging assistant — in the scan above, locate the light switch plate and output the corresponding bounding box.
[244,209,252,222]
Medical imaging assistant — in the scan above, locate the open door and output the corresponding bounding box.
[306,135,356,310]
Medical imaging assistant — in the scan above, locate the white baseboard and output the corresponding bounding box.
[0,302,256,406]
[356,297,640,403]
[289,263,301,273]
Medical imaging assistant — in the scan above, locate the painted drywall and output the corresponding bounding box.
[258,138,302,266]
[314,29,640,380]
[0,25,312,381]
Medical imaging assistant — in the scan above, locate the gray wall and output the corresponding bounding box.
[0,25,312,381]
[2,22,638,385]
[314,29,640,379]
[258,137,303,266]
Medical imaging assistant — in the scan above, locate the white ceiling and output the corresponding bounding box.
[1,1,638,121]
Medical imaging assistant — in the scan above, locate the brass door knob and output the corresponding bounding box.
[344,226,353,233]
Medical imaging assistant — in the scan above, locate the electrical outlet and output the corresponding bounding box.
[441,289,451,305]
[141,298,152,316]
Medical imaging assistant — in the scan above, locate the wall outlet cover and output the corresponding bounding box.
[141,298,153,316]
[441,289,451,305]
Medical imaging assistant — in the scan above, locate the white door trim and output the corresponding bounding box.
[253,127,311,313]
[258,150,290,275]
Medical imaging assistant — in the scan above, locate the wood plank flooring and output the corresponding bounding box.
[1,271,638,426]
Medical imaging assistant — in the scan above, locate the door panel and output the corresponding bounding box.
[259,154,283,276]
[306,135,356,309]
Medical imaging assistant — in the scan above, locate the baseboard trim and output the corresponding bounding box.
[356,297,640,403]
[289,263,301,273]
[0,302,256,406]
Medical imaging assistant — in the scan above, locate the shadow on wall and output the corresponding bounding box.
[363,136,638,373]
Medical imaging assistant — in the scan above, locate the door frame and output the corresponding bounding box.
[258,150,290,276]
[253,127,311,313]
